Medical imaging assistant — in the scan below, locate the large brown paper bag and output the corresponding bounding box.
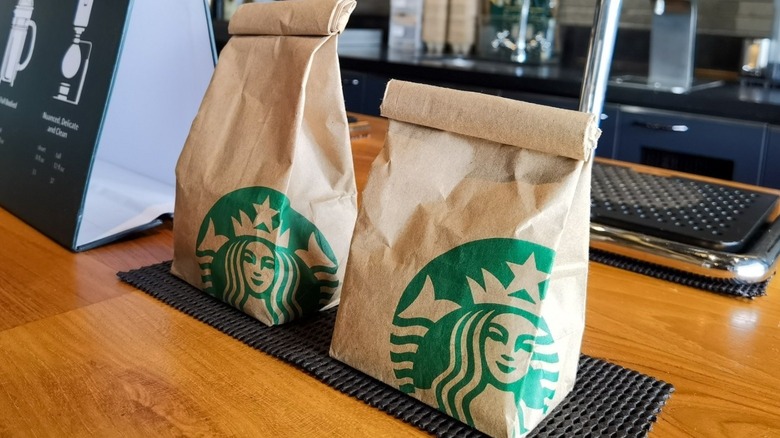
[171,0,358,326]
[330,80,600,437]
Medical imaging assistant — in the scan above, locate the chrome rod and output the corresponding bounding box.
[590,216,780,284]
[579,0,623,119]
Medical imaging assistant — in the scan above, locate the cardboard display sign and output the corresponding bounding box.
[0,0,215,250]
[330,80,600,438]
[171,0,358,326]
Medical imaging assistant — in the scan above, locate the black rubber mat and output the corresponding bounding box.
[118,261,674,438]
[589,248,769,299]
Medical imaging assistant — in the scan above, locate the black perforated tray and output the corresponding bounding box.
[591,163,779,253]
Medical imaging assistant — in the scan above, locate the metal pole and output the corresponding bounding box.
[578,0,623,120]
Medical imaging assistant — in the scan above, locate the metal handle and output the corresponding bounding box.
[591,213,780,283]
[18,20,36,71]
[633,121,689,132]
[579,0,623,121]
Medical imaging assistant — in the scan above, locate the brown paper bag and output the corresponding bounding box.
[330,80,600,437]
[171,0,358,326]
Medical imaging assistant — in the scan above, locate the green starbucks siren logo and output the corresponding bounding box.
[391,238,559,435]
[196,187,339,324]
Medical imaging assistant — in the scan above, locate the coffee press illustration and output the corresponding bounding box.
[54,0,94,105]
[1,0,37,87]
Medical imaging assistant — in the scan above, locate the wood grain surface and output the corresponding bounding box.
[1,114,778,437]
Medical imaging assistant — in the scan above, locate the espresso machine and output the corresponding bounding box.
[477,0,557,64]
[1,0,37,87]
[54,0,94,105]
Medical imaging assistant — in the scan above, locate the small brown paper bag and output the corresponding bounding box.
[171,0,358,326]
[330,80,600,437]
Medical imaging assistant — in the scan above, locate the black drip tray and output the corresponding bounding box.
[591,163,779,253]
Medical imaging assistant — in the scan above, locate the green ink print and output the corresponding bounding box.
[196,187,339,324]
[391,238,559,435]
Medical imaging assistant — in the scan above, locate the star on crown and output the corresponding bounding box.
[468,253,549,308]
[198,197,289,255]
[397,253,550,324]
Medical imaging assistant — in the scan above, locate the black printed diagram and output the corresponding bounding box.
[1,0,37,87]
[1,0,97,105]
[54,0,95,105]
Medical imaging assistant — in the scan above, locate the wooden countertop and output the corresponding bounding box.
[1,115,779,437]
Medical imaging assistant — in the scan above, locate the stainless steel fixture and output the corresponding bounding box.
[610,0,722,94]
[741,0,780,86]
[579,0,622,118]
[741,38,771,78]
[591,219,780,284]
[648,0,696,92]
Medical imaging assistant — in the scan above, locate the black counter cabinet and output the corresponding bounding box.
[341,70,387,118]
[339,65,780,189]
[615,107,767,186]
